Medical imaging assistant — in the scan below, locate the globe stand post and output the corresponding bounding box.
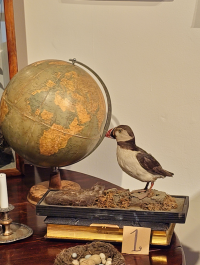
[49,167,62,190]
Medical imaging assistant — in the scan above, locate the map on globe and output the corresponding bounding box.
[0,60,107,168]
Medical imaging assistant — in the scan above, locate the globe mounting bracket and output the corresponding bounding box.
[69,58,112,159]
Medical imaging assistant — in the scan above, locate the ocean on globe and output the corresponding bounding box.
[0,59,107,167]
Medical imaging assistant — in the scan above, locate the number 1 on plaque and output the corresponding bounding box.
[122,226,151,255]
[131,229,142,251]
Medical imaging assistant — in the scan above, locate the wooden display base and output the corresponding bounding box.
[27,180,81,205]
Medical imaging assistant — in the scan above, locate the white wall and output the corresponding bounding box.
[14,0,200,264]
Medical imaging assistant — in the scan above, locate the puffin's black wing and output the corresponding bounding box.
[136,151,173,177]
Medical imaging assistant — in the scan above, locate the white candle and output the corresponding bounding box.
[0,173,9,208]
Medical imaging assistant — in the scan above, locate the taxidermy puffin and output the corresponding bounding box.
[105,125,173,198]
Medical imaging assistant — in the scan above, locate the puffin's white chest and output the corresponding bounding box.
[116,146,155,182]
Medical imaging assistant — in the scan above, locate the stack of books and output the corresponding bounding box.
[37,190,188,246]
[44,217,175,246]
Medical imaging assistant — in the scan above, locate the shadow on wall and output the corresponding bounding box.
[192,0,200,27]
[182,245,200,265]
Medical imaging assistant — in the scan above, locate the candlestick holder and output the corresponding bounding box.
[0,204,33,243]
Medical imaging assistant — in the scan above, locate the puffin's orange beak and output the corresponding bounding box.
[105,128,114,138]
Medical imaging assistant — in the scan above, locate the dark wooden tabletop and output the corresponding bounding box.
[0,166,186,265]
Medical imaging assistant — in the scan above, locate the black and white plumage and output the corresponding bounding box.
[105,125,173,197]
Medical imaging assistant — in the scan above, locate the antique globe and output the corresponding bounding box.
[0,59,111,203]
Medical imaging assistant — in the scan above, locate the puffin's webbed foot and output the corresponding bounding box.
[131,182,154,200]
[130,182,150,193]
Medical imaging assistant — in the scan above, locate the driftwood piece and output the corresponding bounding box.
[45,184,105,207]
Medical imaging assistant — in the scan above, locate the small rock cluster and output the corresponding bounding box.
[71,253,112,265]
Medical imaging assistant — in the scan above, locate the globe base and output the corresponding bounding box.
[27,179,81,205]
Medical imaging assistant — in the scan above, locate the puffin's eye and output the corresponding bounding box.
[118,129,122,133]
